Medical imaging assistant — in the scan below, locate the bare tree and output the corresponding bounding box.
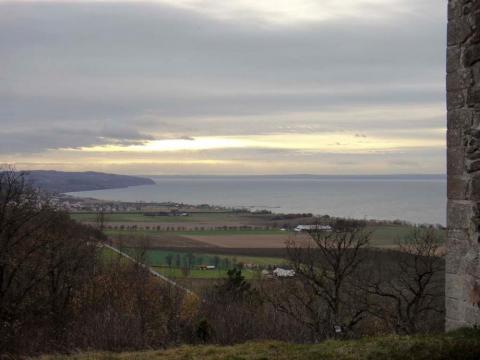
[201,268,264,344]
[0,167,105,353]
[0,168,54,347]
[268,219,371,340]
[96,207,106,231]
[365,227,445,334]
[43,215,105,339]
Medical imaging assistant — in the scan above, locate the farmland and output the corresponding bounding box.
[122,248,285,267]
[153,267,263,280]
[70,211,273,227]
[73,209,445,281]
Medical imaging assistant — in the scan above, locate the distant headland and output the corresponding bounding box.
[20,170,155,193]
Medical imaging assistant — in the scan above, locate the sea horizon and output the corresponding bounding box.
[140,173,445,179]
[68,174,447,226]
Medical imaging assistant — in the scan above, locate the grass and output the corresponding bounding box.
[70,212,257,224]
[97,247,133,267]
[38,328,480,360]
[153,267,261,280]
[367,225,446,247]
[123,248,285,266]
[97,247,125,263]
[71,212,195,223]
[100,246,281,280]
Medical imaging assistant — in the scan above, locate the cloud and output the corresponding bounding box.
[0,126,154,154]
[0,0,447,173]
[156,0,413,25]
[0,0,429,25]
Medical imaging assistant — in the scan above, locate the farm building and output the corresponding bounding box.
[198,265,216,270]
[294,224,332,232]
[273,268,295,278]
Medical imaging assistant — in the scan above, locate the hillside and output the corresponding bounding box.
[39,329,480,360]
[22,170,155,193]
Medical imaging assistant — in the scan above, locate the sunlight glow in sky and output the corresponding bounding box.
[76,133,445,154]
[0,0,447,175]
[159,0,408,24]
[1,0,407,24]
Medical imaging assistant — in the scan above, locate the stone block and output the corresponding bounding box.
[465,304,480,325]
[448,108,473,129]
[472,0,480,13]
[447,69,474,91]
[448,201,473,229]
[447,89,466,110]
[448,228,471,243]
[459,20,475,43]
[448,1,459,21]
[448,176,469,200]
[446,296,465,321]
[448,20,459,46]
[468,160,480,172]
[465,129,480,153]
[464,44,480,67]
[447,46,461,73]
[471,174,480,200]
[463,276,480,309]
[472,62,480,85]
[447,272,465,295]
[473,11,480,34]
[464,252,480,282]
[447,247,470,274]
[473,112,480,127]
[448,128,463,147]
[467,86,480,106]
[446,318,466,331]
[447,146,465,175]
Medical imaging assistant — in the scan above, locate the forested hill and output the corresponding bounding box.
[22,170,155,193]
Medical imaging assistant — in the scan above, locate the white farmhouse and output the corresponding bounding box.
[273,268,295,278]
[294,224,332,232]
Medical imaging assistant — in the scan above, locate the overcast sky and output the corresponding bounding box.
[1,0,447,175]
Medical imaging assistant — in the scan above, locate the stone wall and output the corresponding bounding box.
[446,0,480,330]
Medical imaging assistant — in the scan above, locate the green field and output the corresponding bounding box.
[153,267,261,279]
[71,212,195,223]
[367,225,446,247]
[83,211,446,282]
[122,248,286,268]
[98,246,271,280]
[70,212,261,223]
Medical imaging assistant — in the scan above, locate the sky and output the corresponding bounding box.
[1,0,447,175]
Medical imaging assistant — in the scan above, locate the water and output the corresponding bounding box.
[68,175,446,225]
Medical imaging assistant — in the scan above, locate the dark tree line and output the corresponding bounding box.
[0,169,189,355]
[0,168,445,356]
[0,169,106,352]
